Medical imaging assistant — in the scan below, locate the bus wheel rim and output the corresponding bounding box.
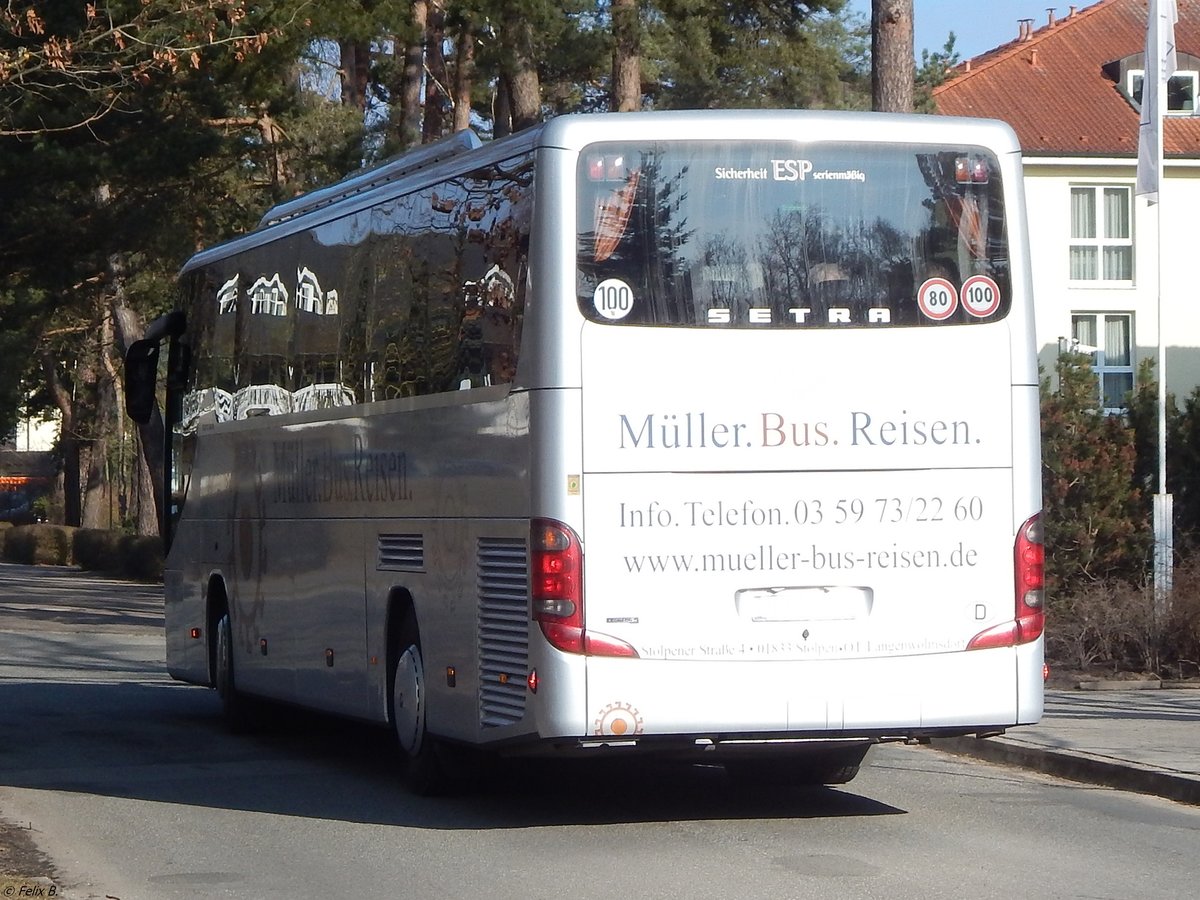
[393,645,425,755]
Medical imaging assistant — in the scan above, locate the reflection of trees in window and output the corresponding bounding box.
[699,234,753,313]
[370,196,445,399]
[239,250,291,393]
[760,209,811,309]
[336,241,372,403]
[186,268,236,395]
[848,217,910,308]
[292,228,349,399]
[367,155,531,399]
[758,208,912,320]
[643,154,693,323]
[426,177,473,395]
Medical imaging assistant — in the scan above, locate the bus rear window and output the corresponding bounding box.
[576,141,1011,328]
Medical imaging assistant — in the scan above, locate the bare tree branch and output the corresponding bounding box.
[0,1,310,136]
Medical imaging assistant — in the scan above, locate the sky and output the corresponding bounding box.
[844,0,1098,60]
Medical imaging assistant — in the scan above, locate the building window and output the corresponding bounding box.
[1069,186,1132,283]
[1128,69,1199,115]
[1071,313,1134,412]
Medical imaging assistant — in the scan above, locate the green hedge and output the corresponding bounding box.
[0,524,162,582]
[117,533,164,582]
[3,524,76,566]
[73,528,125,572]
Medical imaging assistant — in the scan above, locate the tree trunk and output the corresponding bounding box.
[611,0,641,112]
[398,1,429,149]
[81,311,116,530]
[503,20,542,132]
[40,348,80,527]
[339,39,372,111]
[872,0,914,112]
[422,1,449,142]
[493,79,512,138]
[452,20,475,133]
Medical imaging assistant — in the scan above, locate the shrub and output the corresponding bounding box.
[3,524,76,566]
[73,528,125,572]
[70,528,163,581]
[118,534,164,582]
[1165,558,1200,679]
[1045,580,1154,672]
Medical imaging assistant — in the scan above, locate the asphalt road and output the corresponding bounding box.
[2,562,1199,900]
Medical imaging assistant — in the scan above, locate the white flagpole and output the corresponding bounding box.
[1136,0,1178,621]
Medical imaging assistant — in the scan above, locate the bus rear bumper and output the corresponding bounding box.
[527,642,1044,744]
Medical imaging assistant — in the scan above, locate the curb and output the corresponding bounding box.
[931,736,1200,807]
[1077,679,1162,691]
[1063,680,1200,691]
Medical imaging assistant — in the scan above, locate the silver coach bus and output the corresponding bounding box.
[127,110,1044,792]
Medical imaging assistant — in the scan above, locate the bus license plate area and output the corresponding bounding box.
[734,585,873,622]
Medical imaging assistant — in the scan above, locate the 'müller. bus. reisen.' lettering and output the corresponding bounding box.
[618,410,979,450]
[271,436,413,503]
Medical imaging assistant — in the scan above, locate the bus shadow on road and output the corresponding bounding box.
[0,680,905,829]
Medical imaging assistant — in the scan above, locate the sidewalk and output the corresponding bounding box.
[933,687,1200,806]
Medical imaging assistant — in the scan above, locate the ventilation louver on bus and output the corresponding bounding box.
[377,534,425,572]
[477,537,529,727]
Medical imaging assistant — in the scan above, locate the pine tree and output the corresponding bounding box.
[871,0,913,111]
[648,0,868,110]
[1041,354,1149,597]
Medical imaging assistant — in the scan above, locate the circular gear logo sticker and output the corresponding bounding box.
[593,702,644,737]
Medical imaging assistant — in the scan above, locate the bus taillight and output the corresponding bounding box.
[530,518,637,658]
[967,512,1045,650]
[1015,513,1045,636]
[531,519,580,620]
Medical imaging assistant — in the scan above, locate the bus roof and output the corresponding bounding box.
[180,109,1020,277]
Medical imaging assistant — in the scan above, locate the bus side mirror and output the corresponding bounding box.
[125,338,161,424]
[125,311,187,424]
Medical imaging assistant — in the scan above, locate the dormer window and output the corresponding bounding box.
[1127,69,1199,114]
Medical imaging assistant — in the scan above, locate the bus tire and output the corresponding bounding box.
[392,615,446,795]
[215,610,254,732]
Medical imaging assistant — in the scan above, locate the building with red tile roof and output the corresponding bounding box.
[934,0,1200,401]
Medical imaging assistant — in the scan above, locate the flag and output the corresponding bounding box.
[1136,0,1179,202]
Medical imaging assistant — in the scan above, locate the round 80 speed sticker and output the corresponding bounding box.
[961,275,1002,318]
[917,277,958,321]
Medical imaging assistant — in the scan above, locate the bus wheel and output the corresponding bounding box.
[392,619,446,795]
[215,610,253,732]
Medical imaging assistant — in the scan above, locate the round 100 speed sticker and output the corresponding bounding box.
[593,278,635,320]
[961,275,1001,318]
[917,277,958,321]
